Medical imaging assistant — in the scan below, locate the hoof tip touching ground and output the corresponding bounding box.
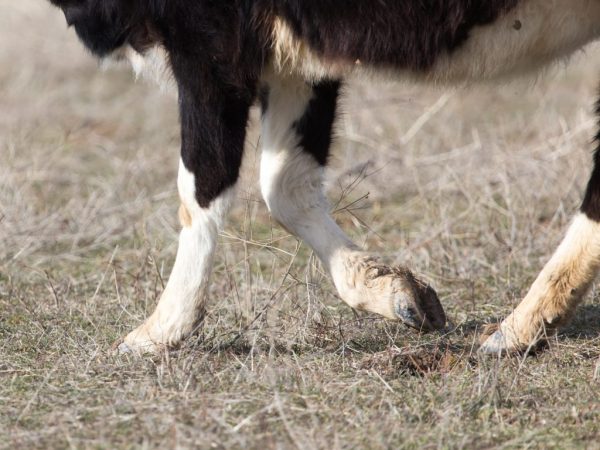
[479,329,511,355]
[114,341,163,356]
[115,342,134,354]
[478,323,537,355]
[111,332,165,356]
[393,269,447,332]
[111,339,139,356]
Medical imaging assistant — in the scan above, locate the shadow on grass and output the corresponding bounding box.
[171,306,600,378]
[561,304,600,339]
[455,304,600,343]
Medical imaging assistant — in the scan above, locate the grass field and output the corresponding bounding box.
[2,2,600,449]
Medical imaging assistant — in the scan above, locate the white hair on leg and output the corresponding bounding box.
[259,74,356,274]
[118,159,234,354]
[481,213,600,353]
[260,74,446,330]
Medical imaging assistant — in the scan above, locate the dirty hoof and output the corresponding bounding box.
[111,338,160,356]
[478,325,512,355]
[345,255,447,332]
[111,325,167,356]
[478,323,541,355]
[112,340,134,355]
[387,267,447,332]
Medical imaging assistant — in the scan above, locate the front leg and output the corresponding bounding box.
[259,73,447,331]
[118,72,252,354]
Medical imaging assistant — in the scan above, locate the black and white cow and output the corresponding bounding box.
[47,0,600,355]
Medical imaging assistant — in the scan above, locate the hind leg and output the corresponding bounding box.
[259,73,447,331]
[480,213,600,353]
[481,108,600,353]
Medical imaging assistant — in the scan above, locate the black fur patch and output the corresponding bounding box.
[258,85,270,117]
[164,2,271,207]
[48,0,522,206]
[50,0,137,56]
[581,97,600,221]
[50,1,522,69]
[260,79,340,167]
[293,80,341,166]
[275,0,520,70]
[50,0,273,207]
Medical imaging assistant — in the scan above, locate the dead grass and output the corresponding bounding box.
[1,2,600,449]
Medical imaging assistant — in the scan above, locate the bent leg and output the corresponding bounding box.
[481,109,600,353]
[260,74,446,331]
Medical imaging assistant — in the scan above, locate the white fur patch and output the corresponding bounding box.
[260,74,357,272]
[495,213,600,348]
[271,18,343,82]
[126,45,175,93]
[260,74,420,319]
[108,45,175,93]
[430,0,600,83]
[121,161,234,352]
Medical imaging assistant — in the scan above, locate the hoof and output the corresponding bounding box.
[112,338,162,356]
[112,340,135,355]
[112,324,168,356]
[337,253,448,332]
[479,329,513,355]
[478,323,532,355]
[117,342,132,354]
[392,269,447,332]
[355,260,447,332]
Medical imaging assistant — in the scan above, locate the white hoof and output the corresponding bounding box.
[113,323,170,356]
[479,323,530,355]
[116,341,134,354]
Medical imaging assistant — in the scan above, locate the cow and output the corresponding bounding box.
[46,0,600,355]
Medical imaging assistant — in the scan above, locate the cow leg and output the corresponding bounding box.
[481,104,600,353]
[117,73,252,354]
[259,74,447,331]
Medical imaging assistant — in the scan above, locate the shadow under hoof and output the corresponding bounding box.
[561,304,600,339]
[359,342,472,378]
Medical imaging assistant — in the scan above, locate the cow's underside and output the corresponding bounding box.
[123,0,600,86]
[271,0,600,83]
[47,0,600,355]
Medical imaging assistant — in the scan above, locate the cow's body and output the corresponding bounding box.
[47,0,600,354]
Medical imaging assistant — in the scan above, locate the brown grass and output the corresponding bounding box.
[1,2,600,449]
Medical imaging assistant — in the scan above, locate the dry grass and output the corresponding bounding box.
[2,2,600,449]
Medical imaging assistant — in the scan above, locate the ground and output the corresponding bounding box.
[1,2,600,449]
